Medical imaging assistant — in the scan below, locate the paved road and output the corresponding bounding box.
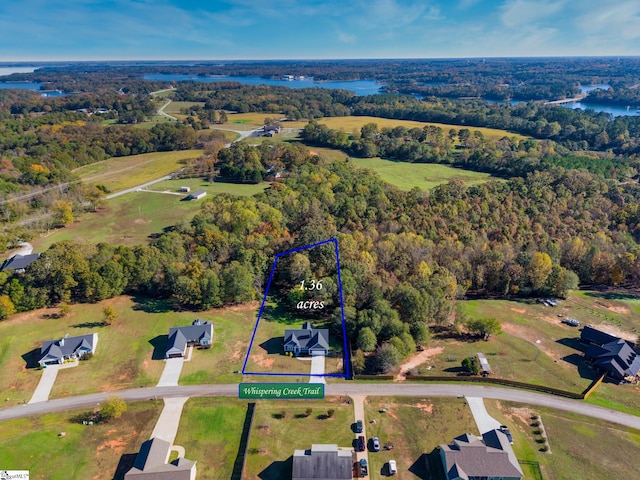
[350,395,369,470]
[28,365,60,404]
[150,87,177,96]
[150,397,189,444]
[3,383,640,429]
[105,175,173,199]
[466,396,501,434]
[157,100,178,120]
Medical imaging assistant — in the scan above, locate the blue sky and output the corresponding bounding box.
[1,0,639,61]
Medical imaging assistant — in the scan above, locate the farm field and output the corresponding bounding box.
[174,397,247,480]
[0,400,162,480]
[0,296,256,405]
[244,398,355,480]
[348,157,498,191]
[363,397,477,480]
[30,180,268,250]
[484,400,640,480]
[163,101,205,116]
[74,149,203,192]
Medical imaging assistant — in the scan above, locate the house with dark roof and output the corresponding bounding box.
[1,253,40,273]
[38,333,98,367]
[439,429,524,480]
[580,326,640,382]
[284,322,329,356]
[166,319,213,358]
[124,437,196,480]
[292,444,352,480]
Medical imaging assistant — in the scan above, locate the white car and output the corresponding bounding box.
[388,460,397,475]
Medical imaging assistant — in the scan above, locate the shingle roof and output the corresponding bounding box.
[39,333,97,364]
[125,438,195,480]
[1,253,40,271]
[441,430,523,479]
[586,338,640,379]
[166,320,213,357]
[292,444,352,480]
[284,323,329,352]
[580,325,618,346]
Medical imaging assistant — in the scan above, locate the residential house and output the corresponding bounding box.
[580,325,640,382]
[292,444,352,480]
[186,190,207,201]
[439,429,524,480]
[124,437,196,480]
[38,333,98,367]
[284,322,329,356]
[263,124,282,136]
[1,253,40,273]
[166,319,213,358]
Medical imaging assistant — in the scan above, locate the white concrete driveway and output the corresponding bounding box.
[350,395,369,474]
[466,396,501,434]
[28,365,60,404]
[157,357,184,387]
[150,397,189,444]
[309,355,326,384]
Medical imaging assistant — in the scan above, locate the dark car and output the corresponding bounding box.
[355,419,363,433]
[356,435,366,452]
[499,425,514,444]
[371,436,380,452]
[359,458,368,476]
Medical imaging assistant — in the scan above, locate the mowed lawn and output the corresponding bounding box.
[73,149,203,193]
[30,181,268,250]
[349,157,499,191]
[245,399,355,480]
[484,400,640,480]
[173,397,247,480]
[163,101,205,115]
[0,401,162,480]
[364,397,477,480]
[0,297,259,405]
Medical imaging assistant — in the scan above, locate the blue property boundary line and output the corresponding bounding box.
[241,237,350,379]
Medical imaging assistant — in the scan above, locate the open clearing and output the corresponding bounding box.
[485,399,640,480]
[30,180,268,250]
[348,157,499,191]
[74,149,203,192]
[0,296,256,405]
[0,401,162,480]
[244,398,354,480]
[364,396,477,480]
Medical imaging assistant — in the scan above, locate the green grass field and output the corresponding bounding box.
[163,101,205,115]
[245,399,354,480]
[74,150,203,192]
[174,398,247,479]
[0,401,162,479]
[150,177,270,197]
[484,400,640,480]
[364,396,476,480]
[348,157,499,191]
[0,296,260,405]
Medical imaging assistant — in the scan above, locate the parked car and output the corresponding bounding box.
[564,317,581,327]
[371,436,380,452]
[359,458,368,476]
[388,460,397,475]
[355,419,363,433]
[357,435,366,452]
[499,425,514,444]
[546,299,558,307]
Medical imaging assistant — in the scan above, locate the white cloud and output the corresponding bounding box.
[575,1,640,40]
[500,0,565,28]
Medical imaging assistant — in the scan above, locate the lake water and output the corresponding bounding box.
[144,73,382,96]
[0,67,38,76]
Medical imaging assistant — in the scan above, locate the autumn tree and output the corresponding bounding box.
[102,305,117,326]
[100,396,127,421]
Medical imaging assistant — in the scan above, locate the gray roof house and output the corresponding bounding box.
[38,333,98,367]
[1,253,40,272]
[284,322,329,356]
[292,444,352,480]
[124,437,196,480]
[186,189,207,201]
[439,429,524,480]
[166,319,213,358]
[581,327,640,382]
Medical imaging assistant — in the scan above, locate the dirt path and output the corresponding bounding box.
[396,346,444,380]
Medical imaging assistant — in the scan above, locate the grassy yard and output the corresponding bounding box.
[0,400,162,479]
[363,397,477,480]
[484,399,640,480]
[30,180,269,250]
[163,101,205,115]
[174,397,248,479]
[245,398,354,480]
[0,297,260,405]
[348,157,499,191]
[74,149,203,192]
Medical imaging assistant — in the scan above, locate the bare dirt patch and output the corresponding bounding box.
[396,346,444,380]
[510,308,527,314]
[501,323,565,363]
[413,403,434,414]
